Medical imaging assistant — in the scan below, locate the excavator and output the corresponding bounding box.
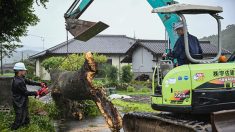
[63,0,235,131]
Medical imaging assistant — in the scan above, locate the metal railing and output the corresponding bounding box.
[179,13,223,64]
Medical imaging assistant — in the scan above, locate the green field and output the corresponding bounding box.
[0,73,14,77]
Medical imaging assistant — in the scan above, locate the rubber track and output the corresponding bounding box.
[123,112,212,132]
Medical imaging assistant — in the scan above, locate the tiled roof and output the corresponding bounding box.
[137,40,230,55]
[121,40,231,63]
[30,35,231,59]
[30,35,135,59]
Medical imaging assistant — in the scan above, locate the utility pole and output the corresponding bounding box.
[0,42,3,75]
[42,37,45,50]
[28,34,45,50]
[21,51,24,62]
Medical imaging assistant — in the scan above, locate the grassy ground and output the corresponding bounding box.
[0,97,58,132]
[112,99,156,113]
[0,113,55,132]
[112,90,156,113]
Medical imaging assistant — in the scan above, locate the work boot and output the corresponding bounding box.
[10,123,20,131]
[21,122,30,127]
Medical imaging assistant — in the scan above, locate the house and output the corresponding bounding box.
[30,35,231,80]
[30,35,135,80]
[122,40,231,79]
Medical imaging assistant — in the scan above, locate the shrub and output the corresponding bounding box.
[140,87,151,93]
[41,57,63,72]
[92,79,106,88]
[116,83,129,91]
[4,69,13,73]
[29,97,59,119]
[23,59,36,79]
[0,98,57,132]
[105,65,118,86]
[82,100,100,117]
[32,76,41,82]
[130,80,151,89]
[121,65,133,83]
[127,86,135,92]
[41,53,107,72]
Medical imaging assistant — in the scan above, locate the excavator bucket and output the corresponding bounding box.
[66,18,109,42]
[211,110,235,132]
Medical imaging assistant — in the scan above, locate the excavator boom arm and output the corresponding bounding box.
[65,0,94,19]
[65,0,181,52]
[147,0,180,51]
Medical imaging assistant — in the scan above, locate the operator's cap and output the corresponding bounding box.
[13,62,27,71]
[173,22,184,30]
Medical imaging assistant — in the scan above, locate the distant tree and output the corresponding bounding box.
[41,56,64,72]
[201,24,235,52]
[0,0,48,43]
[105,65,118,86]
[41,53,108,72]
[2,43,23,58]
[23,59,36,79]
[0,0,48,74]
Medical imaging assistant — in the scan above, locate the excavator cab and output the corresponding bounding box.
[148,4,235,131]
[151,3,235,114]
[65,0,109,41]
[152,4,223,98]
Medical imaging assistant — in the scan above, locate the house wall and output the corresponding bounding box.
[107,55,127,69]
[36,58,51,80]
[132,47,156,79]
[109,55,128,80]
[35,59,40,77]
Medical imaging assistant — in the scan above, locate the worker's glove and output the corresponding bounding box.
[162,53,168,59]
[40,82,47,88]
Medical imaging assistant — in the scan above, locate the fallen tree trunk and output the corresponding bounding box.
[50,52,122,132]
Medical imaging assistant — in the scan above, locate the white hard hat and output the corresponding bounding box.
[173,22,184,30]
[13,62,27,71]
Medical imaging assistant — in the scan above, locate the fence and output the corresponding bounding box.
[0,77,13,111]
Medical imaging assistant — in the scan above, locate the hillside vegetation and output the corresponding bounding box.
[201,24,235,52]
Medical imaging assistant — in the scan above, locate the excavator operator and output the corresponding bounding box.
[164,21,203,66]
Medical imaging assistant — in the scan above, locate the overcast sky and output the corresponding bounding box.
[19,0,235,51]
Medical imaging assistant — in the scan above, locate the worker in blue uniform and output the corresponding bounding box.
[164,22,203,66]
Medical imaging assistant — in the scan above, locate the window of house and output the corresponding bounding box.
[107,59,112,65]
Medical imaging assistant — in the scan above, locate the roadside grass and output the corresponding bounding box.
[112,99,156,113]
[0,97,58,132]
